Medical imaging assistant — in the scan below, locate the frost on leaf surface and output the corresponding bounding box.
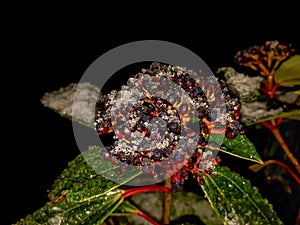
[218,67,263,102]
[41,82,100,127]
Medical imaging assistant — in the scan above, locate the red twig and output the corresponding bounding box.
[123,185,171,198]
[268,159,300,185]
[136,210,161,225]
[261,120,300,175]
[261,121,276,131]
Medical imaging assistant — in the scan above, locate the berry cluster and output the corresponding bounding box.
[95,62,243,191]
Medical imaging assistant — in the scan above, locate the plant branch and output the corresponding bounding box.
[122,185,171,198]
[162,177,172,225]
[261,120,300,175]
[136,210,161,225]
[249,159,300,184]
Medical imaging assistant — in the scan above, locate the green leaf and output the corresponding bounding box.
[14,191,123,225]
[40,82,100,128]
[245,109,300,125]
[294,90,300,95]
[208,134,262,163]
[48,146,142,201]
[200,166,283,225]
[48,146,120,201]
[67,167,141,203]
[274,55,300,87]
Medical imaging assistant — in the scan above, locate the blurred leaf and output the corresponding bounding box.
[40,82,100,128]
[200,166,283,225]
[245,109,300,125]
[294,90,300,95]
[275,55,300,87]
[208,134,262,163]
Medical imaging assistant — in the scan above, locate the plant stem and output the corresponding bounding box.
[162,177,172,225]
[268,160,300,184]
[250,159,300,184]
[271,128,300,175]
[261,120,300,175]
[122,185,170,198]
[136,210,161,225]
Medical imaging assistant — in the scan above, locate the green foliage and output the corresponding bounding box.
[275,55,300,87]
[200,166,283,225]
[208,134,263,163]
[17,43,297,224]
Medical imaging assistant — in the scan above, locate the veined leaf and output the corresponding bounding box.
[48,146,120,201]
[14,190,123,225]
[208,134,262,164]
[274,55,300,87]
[67,168,141,203]
[200,166,283,225]
[49,146,142,201]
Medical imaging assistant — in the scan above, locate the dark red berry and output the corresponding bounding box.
[197,176,205,185]
[225,127,238,139]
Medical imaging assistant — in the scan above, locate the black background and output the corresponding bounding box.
[4,23,300,225]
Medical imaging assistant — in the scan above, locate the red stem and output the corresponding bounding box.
[136,210,161,225]
[261,121,276,131]
[277,118,283,126]
[269,160,300,185]
[123,185,171,198]
[261,120,300,175]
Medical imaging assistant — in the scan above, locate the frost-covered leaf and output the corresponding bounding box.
[200,166,283,225]
[245,109,300,125]
[218,67,263,102]
[275,55,300,87]
[240,101,283,124]
[41,82,100,128]
[276,90,299,104]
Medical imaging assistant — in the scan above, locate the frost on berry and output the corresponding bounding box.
[95,62,243,190]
